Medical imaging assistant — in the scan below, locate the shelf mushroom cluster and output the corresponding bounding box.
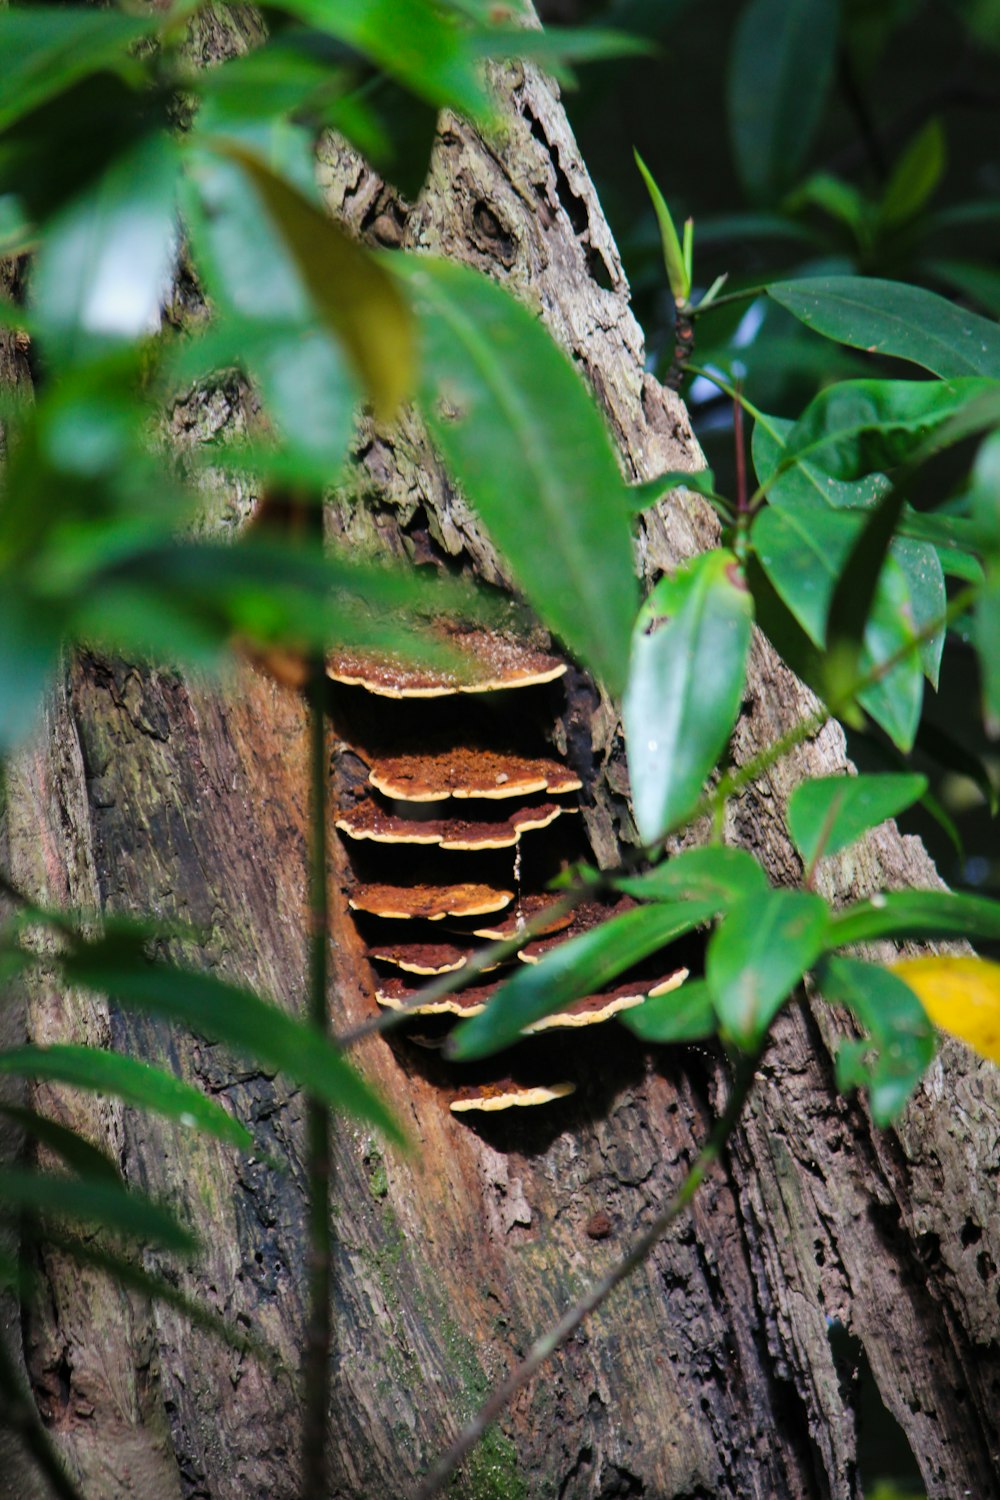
[329,628,688,1114]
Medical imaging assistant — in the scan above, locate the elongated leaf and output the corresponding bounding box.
[211,146,413,422]
[32,132,181,366]
[768,278,1000,380]
[815,956,934,1124]
[880,121,946,228]
[975,564,1000,736]
[727,0,839,204]
[0,587,64,757]
[623,550,753,843]
[925,257,1000,320]
[627,467,719,514]
[751,500,924,748]
[788,773,927,867]
[634,150,689,302]
[917,719,998,815]
[621,977,716,1043]
[616,845,768,905]
[0,9,153,130]
[891,536,946,687]
[0,1045,254,1153]
[61,945,404,1145]
[828,889,1000,948]
[706,889,828,1047]
[783,377,996,480]
[891,956,1000,1065]
[449,900,717,1060]
[397,256,638,694]
[0,1168,194,1253]
[0,1104,120,1185]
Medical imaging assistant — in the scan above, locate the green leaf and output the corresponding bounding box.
[975,564,1000,736]
[61,944,404,1146]
[0,8,153,131]
[924,257,1000,320]
[768,278,1000,380]
[0,1045,254,1153]
[852,552,923,752]
[472,24,652,80]
[827,889,1000,948]
[623,551,753,843]
[616,845,769,905]
[891,536,946,687]
[30,131,179,365]
[706,889,828,1047]
[168,317,358,483]
[449,900,717,1060]
[968,429,1000,555]
[634,150,689,302]
[788,773,927,867]
[206,145,413,422]
[783,173,870,242]
[783,377,997,480]
[0,1104,120,1185]
[824,481,907,690]
[397,256,638,695]
[727,0,840,204]
[879,120,946,228]
[274,0,494,121]
[0,1168,195,1253]
[815,956,935,1125]
[621,977,716,1043]
[627,467,718,513]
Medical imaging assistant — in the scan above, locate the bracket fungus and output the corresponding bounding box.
[332,627,691,1114]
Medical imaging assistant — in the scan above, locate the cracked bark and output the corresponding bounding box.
[2,17,1000,1500]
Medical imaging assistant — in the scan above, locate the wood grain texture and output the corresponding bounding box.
[2,13,999,1500]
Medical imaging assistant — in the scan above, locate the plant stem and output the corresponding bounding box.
[688,284,771,318]
[300,653,332,1499]
[0,1334,85,1500]
[411,1044,765,1500]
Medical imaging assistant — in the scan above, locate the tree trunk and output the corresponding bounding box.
[3,23,1000,1500]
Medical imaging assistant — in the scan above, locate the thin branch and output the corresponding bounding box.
[411,1043,766,1500]
[300,653,332,1498]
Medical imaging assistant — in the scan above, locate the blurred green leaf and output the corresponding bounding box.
[815,956,934,1125]
[891,536,946,688]
[879,120,946,229]
[850,552,923,752]
[616,845,769,905]
[61,943,404,1145]
[824,481,907,691]
[727,0,840,204]
[0,1045,255,1153]
[0,8,153,131]
[923,257,1000,319]
[0,588,64,758]
[0,1104,120,1185]
[788,772,927,867]
[30,132,180,367]
[621,976,716,1043]
[627,467,719,513]
[623,551,753,843]
[975,564,1000,736]
[768,278,1000,380]
[828,889,1000,947]
[0,1168,195,1253]
[398,255,638,695]
[208,144,413,422]
[707,889,828,1048]
[449,899,717,1060]
[916,719,998,815]
[784,174,870,242]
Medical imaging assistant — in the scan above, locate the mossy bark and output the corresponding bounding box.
[3,16,1000,1500]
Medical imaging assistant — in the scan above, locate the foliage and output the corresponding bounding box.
[2,1,1000,1497]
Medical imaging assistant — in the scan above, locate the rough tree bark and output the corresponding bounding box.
[3,12,1000,1500]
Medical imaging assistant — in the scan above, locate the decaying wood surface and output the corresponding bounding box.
[2,10,1000,1499]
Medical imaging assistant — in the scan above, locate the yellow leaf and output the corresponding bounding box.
[891,955,1000,1065]
[216,144,413,423]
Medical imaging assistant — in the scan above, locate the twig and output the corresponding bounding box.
[411,1044,765,1500]
[300,653,332,1498]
